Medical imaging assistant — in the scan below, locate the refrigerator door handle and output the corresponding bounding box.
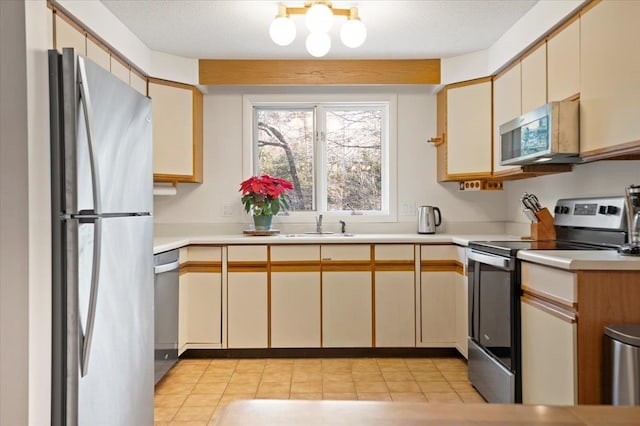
[77,57,104,377]
[80,217,102,377]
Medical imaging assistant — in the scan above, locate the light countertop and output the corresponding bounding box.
[153,233,519,254]
[517,249,640,271]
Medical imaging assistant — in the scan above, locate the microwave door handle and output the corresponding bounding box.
[468,250,513,270]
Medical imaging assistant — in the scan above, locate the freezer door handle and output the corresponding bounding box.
[78,57,104,377]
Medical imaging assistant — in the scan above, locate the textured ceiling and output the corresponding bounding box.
[100,0,538,60]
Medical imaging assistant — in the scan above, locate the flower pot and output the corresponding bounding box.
[253,215,273,231]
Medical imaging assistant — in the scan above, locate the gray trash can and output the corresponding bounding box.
[603,324,640,405]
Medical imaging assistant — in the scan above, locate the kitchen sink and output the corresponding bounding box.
[281,233,355,238]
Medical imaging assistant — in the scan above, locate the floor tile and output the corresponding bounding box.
[156,382,196,396]
[228,373,262,384]
[390,392,427,402]
[166,373,202,384]
[458,391,486,403]
[155,394,188,408]
[424,392,463,403]
[173,405,214,422]
[352,372,385,382]
[292,371,322,383]
[322,381,356,393]
[385,381,421,393]
[224,381,259,394]
[322,392,358,400]
[182,393,222,407]
[154,406,179,422]
[169,421,209,426]
[440,371,469,382]
[354,381,388,393]
[257,381,291,394]
[382,371,414,382]
[417,381,454,393]
[261,372,293,382]
[191,382,228,394]
[411,371,447,382]
[322,372,352,382]
[290,381,323,393]
[448,381,476,392]
[290,392,323,400]
[254,393,290,399]
[357,392,392,401]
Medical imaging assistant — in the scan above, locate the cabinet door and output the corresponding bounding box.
[375,271,415,347]
[180,272,222,345]
[521,299,577,405]
[493,63,522,174]
[454,272,468,358]
[521,43,547,113]
[420,271,456,345]
[446,79,493,177]
[322,271,372,347]
[149,79,203,183]
[547,18,580,102]
[130,71,147,96]
[227,272,268,348]
[110,55,130,85]
[271,272,320,348]
[580,1,640,155]
[54,14,85,55]
[86,37,110,71]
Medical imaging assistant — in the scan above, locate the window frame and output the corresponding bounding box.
[243,93,397,223]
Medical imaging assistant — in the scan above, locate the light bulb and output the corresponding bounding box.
[305,3,333,33]
[269,16,296,46]
[306,32,331,57]
[340,18,366,48]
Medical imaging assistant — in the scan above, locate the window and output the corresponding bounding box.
[248,98,392,218]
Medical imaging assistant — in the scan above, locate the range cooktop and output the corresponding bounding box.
[468,240,613,257]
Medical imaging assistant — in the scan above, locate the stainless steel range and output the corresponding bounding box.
[466,196,629,403]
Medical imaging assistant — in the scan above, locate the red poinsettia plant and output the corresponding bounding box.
[239,175,293,216]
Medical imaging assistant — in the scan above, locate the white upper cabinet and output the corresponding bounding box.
[547,18,580,102]
[493,63,522,175]
[110,55,130,85]
[521,43,547,113]
[580,0,640,156]
[86,37,110,71]
[54,14,85,55]
[445,79,493,177]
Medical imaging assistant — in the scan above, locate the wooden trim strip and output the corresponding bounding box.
[371,245,376,348]
[198,59,441,85]
[522,294,577,324]
[192,88,204,183]
[322,264,372,272]
[446,76,493,90]
[148,76,195,91]
[153,173,199,184]
[420,260,464,274]
[180,261,222,274]
[374,260,415,272]
[271,264,322,273]
[521,284,577,310]
[228,261,268,273]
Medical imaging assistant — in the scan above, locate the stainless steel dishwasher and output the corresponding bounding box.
[154,249,180,383]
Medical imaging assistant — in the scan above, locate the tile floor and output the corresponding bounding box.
[154,357,485,425]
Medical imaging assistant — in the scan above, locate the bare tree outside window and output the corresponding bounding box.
[255,104,386,214]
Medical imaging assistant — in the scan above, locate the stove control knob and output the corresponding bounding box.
[554,206,561,214]
[606,205,618,215]
[561,206,570,214]
[599,205,607,215]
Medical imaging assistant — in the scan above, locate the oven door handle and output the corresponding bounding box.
[468,250,514,270]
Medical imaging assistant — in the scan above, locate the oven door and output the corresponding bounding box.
[467,249,521,403]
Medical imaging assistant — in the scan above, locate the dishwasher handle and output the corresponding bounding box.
[154,260,180,274]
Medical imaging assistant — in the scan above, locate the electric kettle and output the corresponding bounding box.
[417,206,442,234]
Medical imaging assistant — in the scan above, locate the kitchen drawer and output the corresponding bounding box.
[271,245,320,261]
[521,262,577,305]
[321,245,370,261]
[227,245,267,262]
[186,246,222,262]
[421,245,457,260]
[374,244,414,261]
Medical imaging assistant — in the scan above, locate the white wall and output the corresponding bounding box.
[0,1,30,424]
[505,160,640,234]
[154,86,507,235]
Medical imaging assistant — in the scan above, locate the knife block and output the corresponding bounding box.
[530,208,556,241]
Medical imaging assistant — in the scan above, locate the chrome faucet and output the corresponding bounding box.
[316,214,323,233]
[339,220,347,234]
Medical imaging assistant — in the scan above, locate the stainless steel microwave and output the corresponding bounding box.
[499,101,580,166]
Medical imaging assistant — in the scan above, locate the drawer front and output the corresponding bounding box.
[374,244,414,261]
[270,245,320,261]
[321,244,370,261]
[421,245,457,260]
[521,262,577,305]
[187,246,222,262]
[227,245,267,262]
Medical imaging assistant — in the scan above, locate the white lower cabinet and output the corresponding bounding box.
[521,299,577,405]
[227,245,268,348]
[180,273,222,346]
[375,271,415,347]
[322,271,372,347]
[454,273,468,358]
[420,271,456,345]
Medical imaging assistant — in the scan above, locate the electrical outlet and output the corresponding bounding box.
[459,180,482,191]
[222,204,234,216]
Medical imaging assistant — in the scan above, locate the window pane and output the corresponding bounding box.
[325,108,383,212]
[256,108,314,211]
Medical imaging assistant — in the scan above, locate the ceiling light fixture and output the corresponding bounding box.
[269,1,367,58]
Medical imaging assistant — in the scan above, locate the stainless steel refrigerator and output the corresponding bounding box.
[49,48,154,425]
